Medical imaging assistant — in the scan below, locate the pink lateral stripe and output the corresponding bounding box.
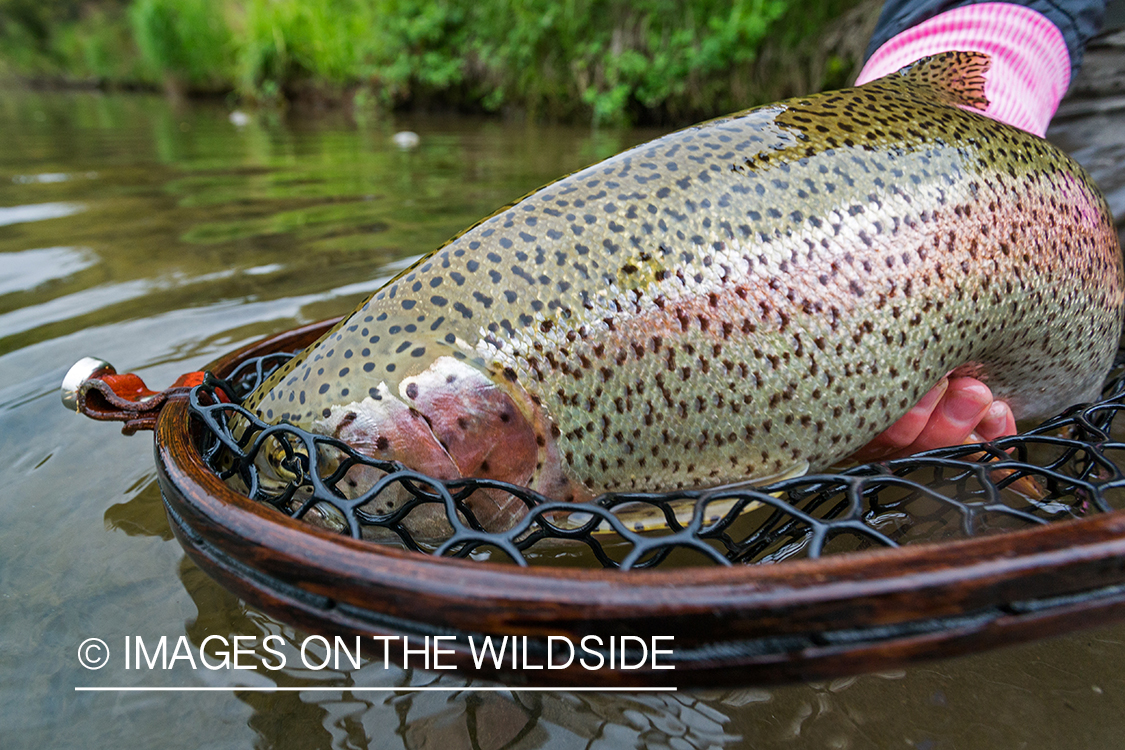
[855,3,1070,136]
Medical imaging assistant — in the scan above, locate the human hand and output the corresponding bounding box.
[848,377,1017,463]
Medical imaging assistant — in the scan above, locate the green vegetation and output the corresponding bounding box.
[130,0,234,91]
[0,0,871,124]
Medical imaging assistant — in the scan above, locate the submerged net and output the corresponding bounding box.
[188,351,1125,570]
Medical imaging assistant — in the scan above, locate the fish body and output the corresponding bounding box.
[245,52,1124,531]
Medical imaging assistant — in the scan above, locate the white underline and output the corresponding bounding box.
[75,686,676,692]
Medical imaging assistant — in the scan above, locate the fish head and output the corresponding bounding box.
[310,356,544,536]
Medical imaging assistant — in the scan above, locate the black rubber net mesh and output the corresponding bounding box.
[188,351,1125,570]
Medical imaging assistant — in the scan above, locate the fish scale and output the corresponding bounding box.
[245,52,1124,526]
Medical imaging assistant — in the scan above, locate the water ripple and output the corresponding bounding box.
[0,201,85,227]
[0,246,97,295]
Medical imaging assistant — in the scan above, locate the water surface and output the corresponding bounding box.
[3,89,1125,749]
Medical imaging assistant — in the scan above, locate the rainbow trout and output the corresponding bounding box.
[245,52,1124,533]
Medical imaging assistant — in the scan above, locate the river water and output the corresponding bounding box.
[3,89,1125,749]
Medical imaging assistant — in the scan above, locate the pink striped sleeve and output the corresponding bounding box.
[854,3,1071,136]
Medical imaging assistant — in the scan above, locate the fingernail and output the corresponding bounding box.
[916,377,949,411]
[976,401,1014,440]
[944,385,990,424]
[985,401,1008,424]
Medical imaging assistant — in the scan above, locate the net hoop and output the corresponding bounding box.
[155,319,1125,687]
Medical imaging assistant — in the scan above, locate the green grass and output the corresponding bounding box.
[129,0,234,89]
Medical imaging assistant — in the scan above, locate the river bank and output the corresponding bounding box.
[0,0,875,125]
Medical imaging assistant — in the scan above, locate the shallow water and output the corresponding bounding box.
[3,89,1125,749]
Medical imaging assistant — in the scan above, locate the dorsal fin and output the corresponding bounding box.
[867,51,991,111]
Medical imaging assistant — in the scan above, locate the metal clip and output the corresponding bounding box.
[61,357,205,434]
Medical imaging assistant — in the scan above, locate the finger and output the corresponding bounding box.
[902,377,993,454]
[972,400,1018,442]
[847,378,949,462]
[878,377,950,448]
